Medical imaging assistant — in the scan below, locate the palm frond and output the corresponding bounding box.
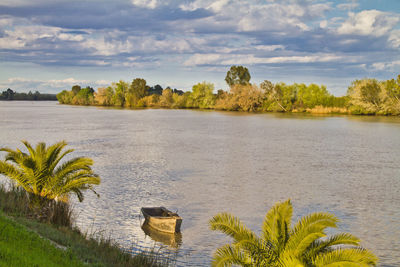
[49,148,74,174]
[312,247,378,266]
[277,254,305,267]
[21,140,35,157]
[262,199,292,251]
[210,213,258,243]
[4,150,26,164]
[285,212,338,258]
[211,244,252,267]
[304,233,360,262]
[54,157,94,178]
[0,161,31,193]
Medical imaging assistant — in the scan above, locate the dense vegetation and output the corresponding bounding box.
[210,199,378,266]
[57,66,400,115]
[1,88,57,101]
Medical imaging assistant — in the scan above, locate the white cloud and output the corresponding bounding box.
[371,60,400,71]
[58,33,84,42]
[208,0,229,12]
[131,0,158,9]
[0,37,26,49]
[388,29,400,48]
[81,37,134,56]
[337,10,400,37]
[184,53,344,66]
[337,2,359,11]
[0,23,86,50]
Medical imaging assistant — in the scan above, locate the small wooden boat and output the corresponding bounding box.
[141,207,182,233]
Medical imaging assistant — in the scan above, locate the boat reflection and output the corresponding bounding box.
[141,223,183,248]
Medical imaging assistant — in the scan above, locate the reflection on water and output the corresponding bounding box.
[0,102,400,266]
[142,223,183,248]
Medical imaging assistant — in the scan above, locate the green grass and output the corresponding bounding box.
[0,211,84,267]
[11,216,174,267]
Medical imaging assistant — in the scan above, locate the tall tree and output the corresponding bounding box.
[71,85,81,95]
[112,80,128,107]
[225,66,251,88]
[126,78,149,107]
[73,87,95,105]
[261,80,286,111]
[210,199,377,267]
[382,74,400,114]
[129,78,149,99]
[347,79,382,114]
[190,82,216,108]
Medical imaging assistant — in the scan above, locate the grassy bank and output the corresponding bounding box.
[0,184,172,267]
[0,211,84,267]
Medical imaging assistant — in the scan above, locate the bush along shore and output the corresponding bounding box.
[0,141,172,267]
[57,66,400,116]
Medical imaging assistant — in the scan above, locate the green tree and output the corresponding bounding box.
[126,78,149,107]
[0,88,16,100]
[210,199,377,267]
[261,80,286,112]
[230,84,263,112]
[73,87,95,105]
[190,82,216,109]
[71,85,81,95]
[347,79,382,114]
[149,84,163,95]
[112,80,128,107]
[225,66,251,88]
[57,90,74,104]
[159,88,174,107]
[0,141,100,204]
[381,75,400,115]
[296,83,331,109]
[385,75,400,102]
[94,86,114,106]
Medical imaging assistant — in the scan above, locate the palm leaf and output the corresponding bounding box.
[304,233,361,262]
[285,212,338,257]
[313,248,378,266]
[45,141,68,173]
[54,157,94,179]
[0,161,31,193]
[209,213,268,256]
[211,244,252,267]
[262,199,292,252]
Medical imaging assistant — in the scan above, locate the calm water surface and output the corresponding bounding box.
[0,101,399,266]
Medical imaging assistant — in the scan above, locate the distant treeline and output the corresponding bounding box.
[57,66,400,115]
[1,88,57,101]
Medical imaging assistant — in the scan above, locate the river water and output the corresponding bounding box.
[0,101,399,266]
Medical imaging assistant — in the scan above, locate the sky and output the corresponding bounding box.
[0,0,399,96]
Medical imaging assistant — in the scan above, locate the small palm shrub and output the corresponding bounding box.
[0,141,100,226]
[209,199,378,267]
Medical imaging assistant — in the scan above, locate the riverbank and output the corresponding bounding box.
[0,185,172,267]
[56,74,400,116]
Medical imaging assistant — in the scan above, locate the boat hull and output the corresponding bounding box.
[141,207,182,234]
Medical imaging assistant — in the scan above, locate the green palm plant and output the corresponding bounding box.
[0,140,100,204]
[209,199,378,267]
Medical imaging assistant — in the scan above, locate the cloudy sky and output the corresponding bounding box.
[0,0,399,95]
